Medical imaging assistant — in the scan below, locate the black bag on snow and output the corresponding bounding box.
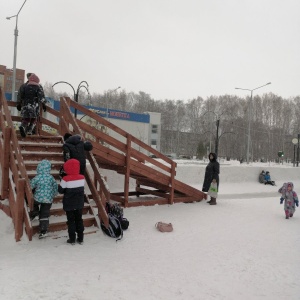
[120,218,129,230]
[101,213,123,241]
[105,202,129,230]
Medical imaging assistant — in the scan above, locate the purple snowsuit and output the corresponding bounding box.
[279,182,298,218]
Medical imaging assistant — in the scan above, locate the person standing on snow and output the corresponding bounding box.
[279,182,299,219]
[202,152,220,205]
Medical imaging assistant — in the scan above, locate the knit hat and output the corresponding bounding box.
[84,141,93,151]
[26,72,32,79]
[28,73,40,84]
[64,133,72,141]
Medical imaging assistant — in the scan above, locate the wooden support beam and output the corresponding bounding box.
[124,135,131,207]
[1,127,11,199]
[15,179,25,242]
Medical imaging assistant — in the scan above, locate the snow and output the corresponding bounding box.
[1,160,300,300]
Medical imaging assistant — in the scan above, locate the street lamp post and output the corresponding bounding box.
[235,82,271,164]
[202,111,221,158]
[52,81,90,118]
[106,86,121,119]
[6,0,28,102]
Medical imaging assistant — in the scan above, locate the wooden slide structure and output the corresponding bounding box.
[0,87,205,242]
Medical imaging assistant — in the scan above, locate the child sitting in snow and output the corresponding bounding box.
[258,170,266,184]
[278,182,299,219]
[264,171,275,186]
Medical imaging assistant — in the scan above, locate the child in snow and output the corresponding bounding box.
[264,171,275,186]
[258,170,266,184]
[29,160,58,239]
[279,182,299,219]
[58,159,85,245]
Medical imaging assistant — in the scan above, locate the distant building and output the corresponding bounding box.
[0,65,25,98]
[50,100,161,154]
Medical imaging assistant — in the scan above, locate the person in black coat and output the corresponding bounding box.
[202,152,220,205]
[17,73,47,137]
[62,134,93,175]
[58,159,85,245]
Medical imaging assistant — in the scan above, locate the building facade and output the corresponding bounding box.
[0,65,25,98]
[51,100,161,154]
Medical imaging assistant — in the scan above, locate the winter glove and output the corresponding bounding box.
[280,197,284,204]
[17,103,21,111]
[295,199,299,207]
[42,103,47,112]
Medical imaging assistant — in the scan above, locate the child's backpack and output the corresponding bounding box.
[105,202,130,230]
[100,214,123,241]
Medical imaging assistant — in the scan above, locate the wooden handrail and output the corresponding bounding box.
[0,88,34,210]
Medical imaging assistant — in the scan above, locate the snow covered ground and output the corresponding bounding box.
[1,160,300,300]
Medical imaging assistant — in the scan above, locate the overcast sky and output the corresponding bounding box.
[1,0,300,100]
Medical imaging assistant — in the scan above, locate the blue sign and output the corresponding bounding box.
[52,99,150,123]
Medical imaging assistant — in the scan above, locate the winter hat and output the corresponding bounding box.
[26,72,32,79]
[28,73,40,84]
[64,133,72,141]
[288,183,292,187]
[84,141,93,151]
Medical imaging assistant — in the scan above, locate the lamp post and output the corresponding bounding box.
[235,82,271,164]
[6,0,28,102]
[106,86,121,119]
[292,135,300,167]
[52,81,90,118]
[202,111,221,157]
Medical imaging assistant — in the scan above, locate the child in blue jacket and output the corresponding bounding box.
[29,160,58,238]
[264,171,275,185]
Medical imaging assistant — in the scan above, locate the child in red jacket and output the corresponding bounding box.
[58,159,85,245]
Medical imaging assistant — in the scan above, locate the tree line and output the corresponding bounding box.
[43,82,300,162]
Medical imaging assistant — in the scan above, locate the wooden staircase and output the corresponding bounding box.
[0,87,206,242]
[18,135,100,236]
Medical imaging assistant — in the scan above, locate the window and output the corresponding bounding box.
[151,139,157,146]
[152,124,158,134]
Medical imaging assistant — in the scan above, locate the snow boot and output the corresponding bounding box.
[27,124,34,135]
[285,216,289,219]
[209,197,217,205]
[39,231,48,239]
[67,239,75,245]
[290,214,293,218]
[76,238,84,245]
[19,125,26,138]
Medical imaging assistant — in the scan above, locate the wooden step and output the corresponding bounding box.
[18,142,63,153]
[27,172,61,180]
[24,161,63,171]
[48,203,92,217]
[21,152,64,162]
[18,135,63,143]
[32,214,98,235]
